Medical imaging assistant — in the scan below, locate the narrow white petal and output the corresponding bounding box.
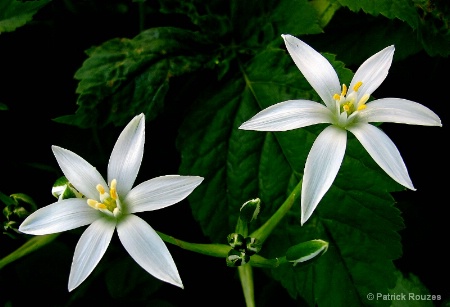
[358,98,442,126]
[108,113,145,196]
[301,126,347,225]
[117,214,183,288]
[68,218,116,291]
[350,45,394,97]
[125,175,204,214]
[282,34,341,108]
[347,123,415,190]
[52,146,107,200]
[18,198,102,235]
[239,100,332,131]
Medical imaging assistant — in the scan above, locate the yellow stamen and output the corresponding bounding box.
[353,81,363,92]
[87,199,107,210]
[87,179,121,215]
[96,184,106,195]
[333,94,341,100]
[358,94,370,106]
[110,179,118,200]
[341,84,347,96]
[357,105,367,111]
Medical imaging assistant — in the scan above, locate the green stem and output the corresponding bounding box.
[0,233,59,270]
[238,264,255,307]
[249,254,286,268]
[249,179,302,243]
[157,231,231,258]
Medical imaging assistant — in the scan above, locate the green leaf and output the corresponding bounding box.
[178,45,404,305]
[105,257,162,301]
[337,0,419,28]
[336,0,450,57]
[0,0,51,33]
[388,271,435,307]
[55,27,213,128]
[310,0,342,28]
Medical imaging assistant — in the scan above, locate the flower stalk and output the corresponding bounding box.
[249,179,302,243]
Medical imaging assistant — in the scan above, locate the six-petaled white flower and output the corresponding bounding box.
[19,113,204,291]
[239,34,442,225]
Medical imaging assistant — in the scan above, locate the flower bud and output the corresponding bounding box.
[52,176,83,201]
[239,198,261,223]
[245,237,262,255]
[227,233,246,251]
[286,239,328,266]
[226,249,250,267]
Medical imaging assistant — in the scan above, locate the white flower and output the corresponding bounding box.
[239,34,441,226]
[19,113,203,291]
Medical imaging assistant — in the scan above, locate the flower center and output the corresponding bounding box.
[333,81,369,116]
[87,179,121,217]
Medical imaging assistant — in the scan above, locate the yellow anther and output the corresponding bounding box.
[87,199,106,210]
[110,179,118,200]
[357,105,367,111]
[333,94,341,100]
[87,199,97,208]
[96,184,106,195]
[341,84,347,96]
[353,81,363,92]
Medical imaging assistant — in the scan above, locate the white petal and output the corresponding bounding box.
[282,34,341,109]
[52,146,107,200]
[347,123,415,190]
[350,45,394,97]
[125,175,204,214]
[108,113,145,197]
[301,125,347,225]
[239,100,332,131]
[358,98,442,126]
[68,218,116,291]
[18,198,102,235]
[117,214,183,288]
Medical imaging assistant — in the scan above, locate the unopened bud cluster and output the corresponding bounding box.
[226,233,262,267]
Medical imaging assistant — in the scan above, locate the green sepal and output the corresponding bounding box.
[285,239,329,266]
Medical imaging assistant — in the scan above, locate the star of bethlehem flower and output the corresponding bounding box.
[19,113,203,291]
[239,34,442,226]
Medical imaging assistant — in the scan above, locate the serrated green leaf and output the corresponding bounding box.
[0,0,51,33]
[178,45,405,306]
[388,271,435,307]
[337,0,418,28]
[336,0,450,57]
[55,27,212,128]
